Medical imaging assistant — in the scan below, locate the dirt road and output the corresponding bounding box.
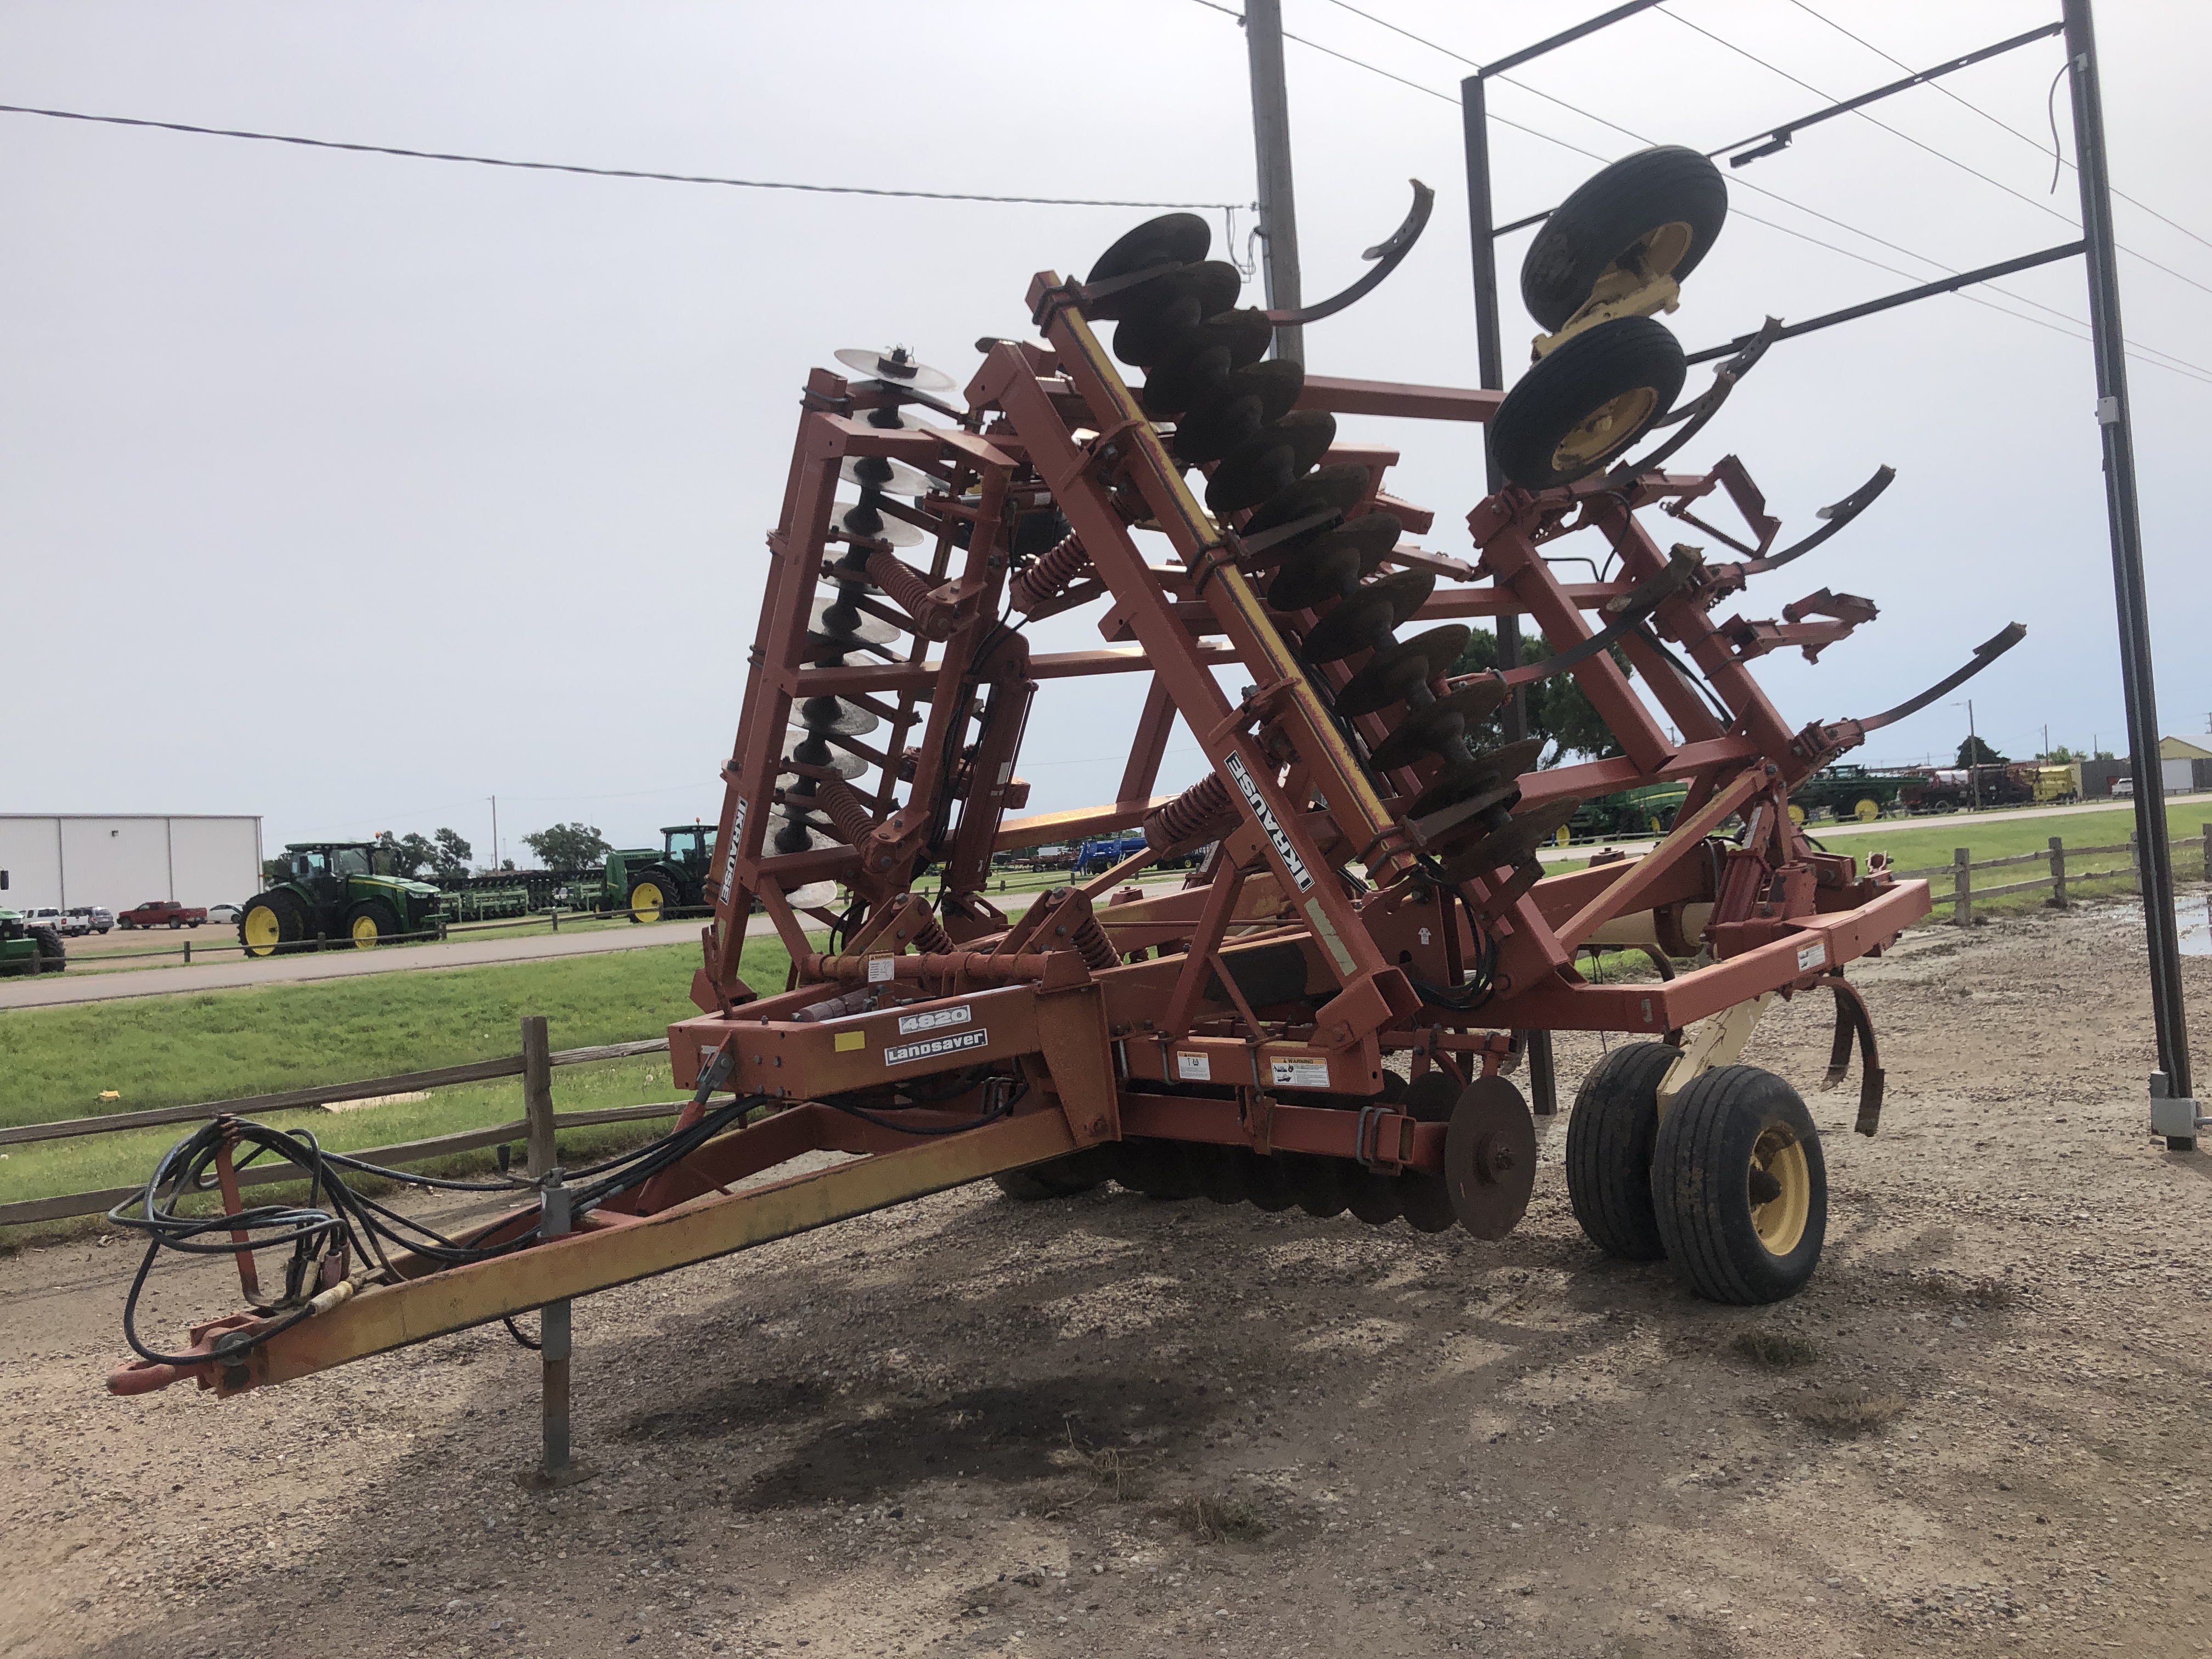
[3,901,2210,1658]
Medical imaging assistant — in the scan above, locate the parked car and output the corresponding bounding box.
[118,899,208,929]
[19,905,67,935]
[207,903,243,925]
[2114,775,2136,798]
[63,905,115,935]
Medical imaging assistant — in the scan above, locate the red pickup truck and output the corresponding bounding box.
[117,900,207,929]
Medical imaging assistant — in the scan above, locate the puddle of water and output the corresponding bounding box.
[2178,898,2212,957]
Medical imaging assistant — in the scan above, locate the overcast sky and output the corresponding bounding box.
[4,1,2207,864]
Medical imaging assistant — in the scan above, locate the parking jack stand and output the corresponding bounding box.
[522,1167,594,1489]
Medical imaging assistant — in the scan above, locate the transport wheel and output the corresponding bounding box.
[239,890,307,958]
[1651,1065,1827,1305]
[1565,1041,1679,1261]
[345,899,401,949]
[1787,803,1807,825]
[1114,1137,1201,1201]
[992,1146,1111,1201]
[30,927,65,973]
[1237,1148,1299,1212]
[1488,316,1686,490]
[1520,145,1729,332]
[1855,798,1881,822]
[627,873,670,923]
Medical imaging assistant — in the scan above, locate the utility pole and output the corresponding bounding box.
[1243,0,1304,365]
[2063,0,2197,1146]
[491,795,500,874]
[1459,69,1525,746]
[1968,699,1981,811]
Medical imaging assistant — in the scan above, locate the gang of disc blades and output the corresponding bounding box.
[1205,409,1339,514]
[1367,682,1511,770]
[833,347,956,393]
[1299,569,1436,664]
[779,742,867,781]
[1288,1153,1348,1219]
[838,454,934,496]
[791,697,882,738]
[1189,1143,1249,1206]
[1171,359,1305,464]
[1235,1148,1299,1212]
[1139,345,1231,419]
[829,499,923,547]
[1437,795,1583,881]
[1244,462,1370,537]
[769,820,840,856]
[1268,539,1362,612]
[1335,624,1471,716]
[1342,1167,1403,1226]
[1110,264,1245,366]
[1444,1074,1537,1240]
[1166,309,1274,379]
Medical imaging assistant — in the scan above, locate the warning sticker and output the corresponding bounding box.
[1797,941,1828,973]
[1269,1057,1331,1090]
[867,955,897,984]
[898,1003,972,1037]
[834,1030,866,1053]
[1176,1052,1212,1082]
[884,1028,990,1066]
[1223,751,1314,892]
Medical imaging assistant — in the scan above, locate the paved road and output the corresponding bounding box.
[0,920,704,1012]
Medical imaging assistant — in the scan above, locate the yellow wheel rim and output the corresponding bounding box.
[1634,220,1695,279]
[242,905,281,956]
[1554,825,1572,847]
[1750,1127,1812,1256]
[1787,803,1807,825]
[1855,797,1880,822]
[1551,386,1658,472]
[633,881,665,921]
[349,913,381,949]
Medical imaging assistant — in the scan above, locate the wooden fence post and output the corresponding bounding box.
[1953,847,1972,927]
[2129,828,2140,892]
[2049,836,2067,907]
[2202,823,2210,884]
[523,1015,556,1177]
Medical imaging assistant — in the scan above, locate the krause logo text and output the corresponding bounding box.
[1223,752,1313,891]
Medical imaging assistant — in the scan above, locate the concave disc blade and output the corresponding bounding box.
[1190,1143,1250,1205]
[1369,683,1511,771]
[1335,625,1470,716]
[791,698,882,738]
[782,881,842,910]
[1444,1074,1537,1240]
[1268,540,1363,612]
[830,500,922,546]
[769,820,840,856]
[843,406,943,433]
[1437,795,1583,882]
[838,454,935,496]
[1172,360,1305,464]
[780,741,868,780]
[833,346,956,393]
[1397,1172,1458,1232]
[1288,1154,1348,1219]
[1205,409,1338,514]
[1087,213,1212,285]
[1237,1148,1299,1212]
[1300,569,1435,665]
[1342,1167,1404,1226]
[1244,464,1370,537]
[806,596,900,649]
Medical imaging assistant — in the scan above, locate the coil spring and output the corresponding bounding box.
[1144,771,1238,853]
[1009,531,1091,614]
[864,547,953,641]
[1068,912,1119,972]
[814,777,877,848]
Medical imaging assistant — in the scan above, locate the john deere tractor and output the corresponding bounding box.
[601,825,716,922]
[239,842,445,956]
[0,908,65,975]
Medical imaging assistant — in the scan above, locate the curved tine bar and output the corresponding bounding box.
[1261,180,1435,328]
[1498,550,1704,689]
[1735,465,1897,575]
[1615,318,1783,477]
[1854,623,2027,733]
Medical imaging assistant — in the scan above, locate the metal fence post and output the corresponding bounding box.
[522,1016,556,1177]
[522,1167,591,1489]
[2049,836,2068,908]
[1953,847,1972,928]
[2202,823,2209,884]
[2130,827,2141,892]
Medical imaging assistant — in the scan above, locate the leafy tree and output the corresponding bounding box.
[2041,745,2083,764]
[374,830,442,879]
[522,822,613,870]
[430,827,473,879]
[1446,625,1629,764]
[1956,735,2007,767]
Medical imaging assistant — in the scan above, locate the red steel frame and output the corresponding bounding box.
[109,269,1925,1402]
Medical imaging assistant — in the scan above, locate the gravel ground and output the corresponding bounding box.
[4,900,2210,1658]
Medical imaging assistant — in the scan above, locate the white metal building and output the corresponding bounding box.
[0,815,264,913]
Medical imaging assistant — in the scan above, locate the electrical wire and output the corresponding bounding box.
[0,100,1246,211]
[1779,0,2212,256]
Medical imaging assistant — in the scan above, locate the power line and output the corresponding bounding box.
[0,101,1247,211]
[1780,0,2212,257]
[1649,5,2212,303]
[1270,1,2212,385]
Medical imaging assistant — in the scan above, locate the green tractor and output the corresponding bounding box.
[239,842,446,956]
[0,907,65,975]
[601,825,717,923]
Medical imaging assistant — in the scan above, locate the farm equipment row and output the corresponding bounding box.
[112,144,2023,1410]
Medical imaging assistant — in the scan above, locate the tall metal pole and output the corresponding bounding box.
[2062,0,2198,1148]
[1458,71,1526,746]
[1244,0,1304,365]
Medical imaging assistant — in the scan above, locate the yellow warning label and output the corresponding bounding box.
[834,1030,866,1052]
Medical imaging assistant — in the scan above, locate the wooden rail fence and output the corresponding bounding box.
[1891,823,2210,927]
[0,1024,678,1229]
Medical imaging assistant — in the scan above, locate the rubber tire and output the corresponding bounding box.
[1651,1065,1827,1305]
[30,927,65,973]
[627,871,674,924]
[993,1146,1112,1201]
[1521,145,1730,331]
[1565,1041,1680,1261]
[239,889,309,958]
[1488,316,1686,490]
[344,898,403,948]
